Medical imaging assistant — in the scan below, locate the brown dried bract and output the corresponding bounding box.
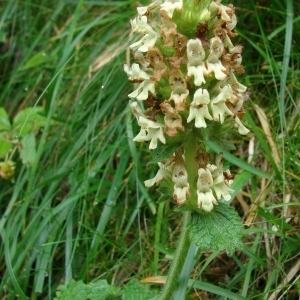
[196,22,209,46]
[146,48,168,81]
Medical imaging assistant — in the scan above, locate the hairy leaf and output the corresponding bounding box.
[188,202,243,254]
[54,279,119,300]
[122,279,159,300]
[149,143,179,165]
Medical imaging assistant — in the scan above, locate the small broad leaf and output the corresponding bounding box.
[13,107,46,135]
[54,279,119,300]
[122,279,159,300]
[188,202,243,255]
[0,132,13,158]
[21,50,51,71]
[19,132,37,166]
[0,107,11,131]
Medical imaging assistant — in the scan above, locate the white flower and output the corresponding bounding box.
[172,164,188,187]
[144,159,173,187]
[227,14,237,31]
[160,0,183,18]
[209,154,234,201]
[128,80,155,101]
[197,190,218,212]
[207,37,224,62]
[187,39,209,86]
[191,88,210,106]
[207,61,227,80]
[124,63,150,81]
[188,105,213,128]
[133,116,166,149]
[174,185,190,205]
[187,39,205,65]
[169,69,189,111]
[211,85,234,123]
[130,101,144,119]
[205,38,227,79]
[187,65,209,86]
[137,0,163,16]
[197,167,214,191]
[213,181,234,201]
[224,34,235,53]
[210,0,233,23]
[230,73,247,93]
[172,163,190,205]
[130,16,158,52]
[234,116,250,135]
[187,89,213,128]
[131,16,152,34]
[211,101,234,123]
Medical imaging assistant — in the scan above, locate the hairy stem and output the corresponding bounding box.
[156,211,191,300]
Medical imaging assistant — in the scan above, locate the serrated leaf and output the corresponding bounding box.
[122,279,159,300]
[188,202,243,254]
[0,107,11,131]
[148,143,179,165]
[19,132,37,166]
[54,279,119,300]
[13,107,46,135]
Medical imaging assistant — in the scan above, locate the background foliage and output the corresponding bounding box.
[0,0,299,299]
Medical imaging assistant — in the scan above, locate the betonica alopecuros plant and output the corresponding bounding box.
[125,1,249,298]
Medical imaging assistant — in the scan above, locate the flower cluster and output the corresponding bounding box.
[125,0,249,212]
[0,160,15,180]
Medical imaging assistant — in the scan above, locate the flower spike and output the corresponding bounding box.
[125,0,250,212]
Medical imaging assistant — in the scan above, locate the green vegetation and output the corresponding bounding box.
[0,0,299,299]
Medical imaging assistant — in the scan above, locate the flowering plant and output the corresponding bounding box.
[125,0,248,298]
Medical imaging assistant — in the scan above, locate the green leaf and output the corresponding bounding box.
[21,50,52,71]
[54,279,119,300]
[0,132,13,158]
[188,202,243,255]
[149,143,180,165]
[0,107,11,131]
[200,122,236,151]
[13,107,46,136]
[19,132,37,166]
[122,279,159,300]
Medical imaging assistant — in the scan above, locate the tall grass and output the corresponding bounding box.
[0,0,299,299]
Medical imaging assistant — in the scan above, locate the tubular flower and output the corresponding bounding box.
[130,16,158,52]
[133,116,166,150]
[125,0,250,211]
[144,158,174,187]
[172,160,191,205]
[187,39,208,86]
[187,88,213,128]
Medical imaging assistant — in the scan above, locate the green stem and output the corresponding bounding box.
[156,211,191,300]
[154,201,165,274]
[185,129,199,196]
[157,130,198,299]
